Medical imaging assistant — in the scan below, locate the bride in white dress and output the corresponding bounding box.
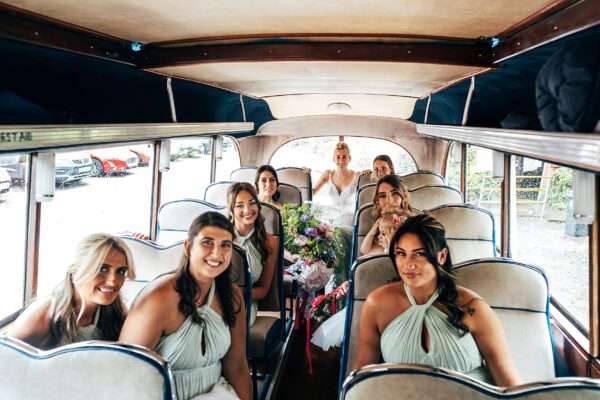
[312,142,359,228]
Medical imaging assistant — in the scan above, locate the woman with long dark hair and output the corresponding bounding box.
[354,214,520,387]
[360,154,396,183]
[227,182,278,326]
[119,212,251,400]
[254,164,282,209]
[7,233,135,349]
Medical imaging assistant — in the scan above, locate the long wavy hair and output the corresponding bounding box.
[388,214,468,333]
[372,174,417,218]
[174,212,240,327]
[254,164,281,202]
[47,233,136,348]
[227,182,269,261]
[373,154,395,175]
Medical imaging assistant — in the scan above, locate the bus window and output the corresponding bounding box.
[161,137,212,203]
[215,137,241,182]
[445,142,461,190]
[270,136,417,182]
[37,146,154,296]
[0,154,28,318]
[511,157,589,330]
[465,145,502,240]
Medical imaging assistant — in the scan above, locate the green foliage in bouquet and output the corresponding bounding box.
[281,203,346,270]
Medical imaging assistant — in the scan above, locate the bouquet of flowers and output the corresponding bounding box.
[281,203,346,292]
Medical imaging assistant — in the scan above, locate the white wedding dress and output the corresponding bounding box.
[315,171,358,228]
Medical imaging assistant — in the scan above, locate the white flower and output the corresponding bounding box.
[299,260,332,291]
[294,235,309,246]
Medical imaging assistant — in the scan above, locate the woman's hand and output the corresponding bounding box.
[130,232,149,241]
[360,169,372,177]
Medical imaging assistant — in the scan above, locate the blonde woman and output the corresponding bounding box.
[6,233,135,349]
[313,142,360,227]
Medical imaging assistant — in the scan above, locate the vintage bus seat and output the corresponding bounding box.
[428,204,496,264]
[341,363,600,400]
[277,182,303,206]
[230,166,258,183]
[356,184,462,210]
[0,337,176,400]
[157,199,225,244]
[409,185,463,210]
[340,255,397,382]
[249,203,286,400]
[357,171,445,190]
[356,183,376,209]
[352,203,376,261]
[119,238,184,307]
[204,181,235,207]
[277,167,312,201]
[454,258,555,382]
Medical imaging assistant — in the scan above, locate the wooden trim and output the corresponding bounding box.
[493,0,600,63]
[495,0,579,38]
[149,141,162,241]
[552,307,591,376]
[500,154,512,257]
[23,153,40,304]
[153,33,479,47]
[0,3,135,64]
[140,41,494,69]
[590,174,600,357]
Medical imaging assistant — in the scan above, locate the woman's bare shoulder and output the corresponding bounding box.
[366,281,403,305]
[132,274,179,312]
[456,286,485,309]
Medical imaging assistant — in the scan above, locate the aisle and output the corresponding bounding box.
[274,324,341,400]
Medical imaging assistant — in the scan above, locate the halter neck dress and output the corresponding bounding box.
[380,284,490,382]
[52,307,102,348]
[156,282,238,399]
[234,227,263,326]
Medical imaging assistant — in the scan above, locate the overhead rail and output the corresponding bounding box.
[0,122,253,153]
[417,124,600,173]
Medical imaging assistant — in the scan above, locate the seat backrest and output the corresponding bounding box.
[400,171,445,189]
[0,337,175,400]
[356,184,375,209]
[409,185,463,210]
[278,183,302,206]
[257,203,284,315]
[428,204,496,263]
[157,199,225,244]
[352,203,376,261]
[230,167,257,183]
[342,363,600,400]
[340,255,397,381]
[119,238,184,306]
[204,181,233,207]
[356,173,376,189]
[277,167,312,201]
[454,257,555,382]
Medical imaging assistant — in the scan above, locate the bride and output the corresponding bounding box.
[312,142,360,228]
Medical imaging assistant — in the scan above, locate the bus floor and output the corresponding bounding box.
[273,324,340,400]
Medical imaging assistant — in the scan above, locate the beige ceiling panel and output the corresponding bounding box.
[6,0,556,43]
[265,94,417,119]
[151,61,485,98]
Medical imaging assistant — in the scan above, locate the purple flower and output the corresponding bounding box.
[304,227,319,238]
[300,214,311,223]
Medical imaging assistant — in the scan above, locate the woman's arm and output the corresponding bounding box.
[222,286,251,400]
[353,293,382,370]
[5,299,52,347]
[118,286,169,349]
[466,298,520,387]
[252,234,278,300]
[360,219,381,255]
[312,170,330,195]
